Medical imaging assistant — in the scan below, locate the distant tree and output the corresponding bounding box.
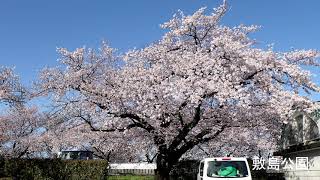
[37,2,319,179]
[0,67,43,158]
[0,106,42,158]
[0,67,26,105]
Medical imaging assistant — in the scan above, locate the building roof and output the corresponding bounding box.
[274,138,320,156]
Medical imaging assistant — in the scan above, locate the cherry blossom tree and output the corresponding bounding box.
[0,106,43,158]
[0,67,44,158]
[37,2,320,179]
[0,67,26,106]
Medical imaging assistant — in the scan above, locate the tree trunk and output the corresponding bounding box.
[156,149,181,180]
[156,153,171,180]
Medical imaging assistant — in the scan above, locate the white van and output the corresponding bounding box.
[197,157,252,180]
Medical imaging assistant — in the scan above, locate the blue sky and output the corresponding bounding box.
[1,0,320,99]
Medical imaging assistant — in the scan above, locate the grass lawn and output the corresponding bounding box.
[108,175,155,180]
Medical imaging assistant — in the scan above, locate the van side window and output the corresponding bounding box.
[199,162,204,176]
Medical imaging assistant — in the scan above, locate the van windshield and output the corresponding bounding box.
[207,160,249,178]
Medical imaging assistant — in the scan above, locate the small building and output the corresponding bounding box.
[58,150,93,160]
[274,110,320,179]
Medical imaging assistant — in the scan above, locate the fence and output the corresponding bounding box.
[108,163,156,175]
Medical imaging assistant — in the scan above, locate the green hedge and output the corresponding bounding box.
[0,158,108,180]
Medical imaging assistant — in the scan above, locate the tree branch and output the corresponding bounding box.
[168,103,202,151]
[176,124,227,157]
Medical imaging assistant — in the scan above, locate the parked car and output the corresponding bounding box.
[197,157,252,180]
[58,150,93,160]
